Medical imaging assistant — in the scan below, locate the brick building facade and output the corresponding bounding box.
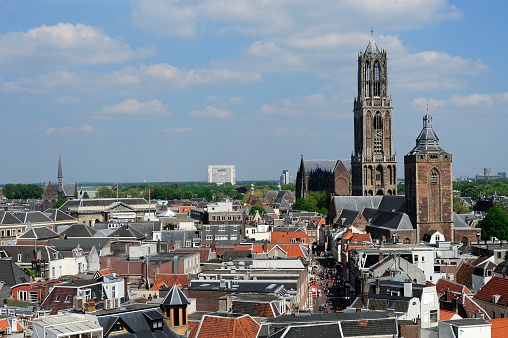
[405,114,453,241]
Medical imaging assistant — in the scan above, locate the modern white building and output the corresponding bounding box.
[207,165,236,185]
[280,170,290,184]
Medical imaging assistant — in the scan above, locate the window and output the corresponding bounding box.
[421,256,425,262]
[205,225,210,231]
[186,240,192,247]
[431,170,438,184]
[498,252,502,259]
[233,226,238,232]
[218,225,225,232]
[55,295,61,302]
[216,235,228,241]
[65,295,70,302]
[430,310,438,323]
[414,255,419,262]
[152,320,163,331]
[17,254,23,262]
[300,239,305,244]
[17,291,27,301]
[230,235,237,240]
[291,238,296,244]
[205,235,213,241]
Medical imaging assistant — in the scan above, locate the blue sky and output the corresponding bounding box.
[1,0,506,184]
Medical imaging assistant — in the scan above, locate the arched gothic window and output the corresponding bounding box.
[374,112,382,154]
[373,61,380,96]
[365,62,371,97]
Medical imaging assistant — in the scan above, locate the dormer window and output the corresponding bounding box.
[151,319,163,331]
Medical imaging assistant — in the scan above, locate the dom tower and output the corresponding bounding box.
[351,31,397,196]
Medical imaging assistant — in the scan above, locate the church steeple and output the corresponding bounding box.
[57,150,63,194]
[351,31,397,196]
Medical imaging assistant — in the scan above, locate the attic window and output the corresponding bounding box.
[55,295,61,302]
[152,319,163,331]
[111,323,124,333]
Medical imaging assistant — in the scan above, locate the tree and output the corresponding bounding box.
[477,207,508,240]
[293,198,312,212]
[53,199,67,209]
[453,197,472,214]
[249,205,266,215]
[82,191,90,199]
[96,186,116,198]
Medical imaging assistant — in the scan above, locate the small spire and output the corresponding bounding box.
[370,27,374,41]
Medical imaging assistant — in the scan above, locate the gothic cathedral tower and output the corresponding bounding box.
[404,114,453,241]
[351,31,397,196]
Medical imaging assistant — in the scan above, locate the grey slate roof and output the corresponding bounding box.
[43,208,77,222]
[18,226,60,240]
[0,245,63,262]
[97,305,184,338]
[334,209,361,226]
[60,223,96,237]
[109,224,146,240]
[160,284,190,306]
[366,208,414,230]
[453,212,473,228]
[0,260,31,299]
[0,211,24,225]
[48,237,111,252]
[331,196,383,215]
[268,322,340,338]
[12,211,52,223]
[302,160,337,173]
[407,114,449,155]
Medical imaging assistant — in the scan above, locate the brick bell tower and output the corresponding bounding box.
[404,114,453,241]
[351,30,397,196]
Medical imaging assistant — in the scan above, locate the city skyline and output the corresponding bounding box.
[1,1,507,184]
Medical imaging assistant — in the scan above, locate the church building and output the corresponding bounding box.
[41,152,78,210]
[350,30,397,196]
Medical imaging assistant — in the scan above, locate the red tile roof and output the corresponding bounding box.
[270,231,310,245]
[436,279,472,296]
[475,276,508,307]
[440,309,460,320]
[195,314,260,338]
[489,318,508,338]
[97,268,113,276]
[154,274,189,288]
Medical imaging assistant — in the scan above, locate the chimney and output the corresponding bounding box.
[362,271,369,308]
[403,279,413,298]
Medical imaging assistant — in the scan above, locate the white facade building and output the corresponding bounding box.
[207,165,236,185]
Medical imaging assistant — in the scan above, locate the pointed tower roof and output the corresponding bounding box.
[160,284,190,306]
[58,151,63,180]
[364,28,380,55]
[408,114,447,154]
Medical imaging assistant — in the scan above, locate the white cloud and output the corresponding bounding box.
[190,106,234,119]
[101,99,170,116]
[132,0,198,38]
[0,23,139,72]
[412,92,508,111]
[45,124,95,135]
[54,96,81,104]
[138,63,262,86]
[260,93,337,117]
